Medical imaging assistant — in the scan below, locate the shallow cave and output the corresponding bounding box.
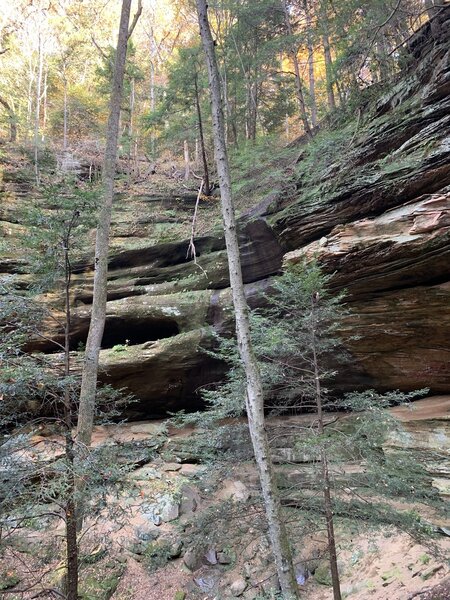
[100,317,180,349]
[63,316,180,351]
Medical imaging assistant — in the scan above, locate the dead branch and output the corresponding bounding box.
[127,0,143,40]
[186,179,207,276]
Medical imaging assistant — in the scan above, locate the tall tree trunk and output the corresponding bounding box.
[304,0,317,127]
[62,213,79,600]
[194,138,200,164]
[27,54,34,141]
[63,77,68,151]
[376,34,391,81]
[311,295,342,600]
[128,77,136,181]
[196,2,299,597]
[281,0,312,137]
[245,79,252,140]
[221,65,230,146]
[245,79,258,141]
[34,32,44,184]
[184,139,190,181]
[149,28,156,155]
[77,0,137,451]
[42,68,48,140]
[194,74,210,195]
[0,96,17,142]
[321,8,336,112]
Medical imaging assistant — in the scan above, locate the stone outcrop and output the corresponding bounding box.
[1,7,450,416]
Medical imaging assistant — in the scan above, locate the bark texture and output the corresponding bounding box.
[194,73,210,195]
[62,215,79,600]
[281,0,312,137]
[77,0,135,448]
[322,25,336,111]
[196,1,299,597]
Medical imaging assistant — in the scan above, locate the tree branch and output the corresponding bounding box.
[127,0,143,40]
[357,0,403,79]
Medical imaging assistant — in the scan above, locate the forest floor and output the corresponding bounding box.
[2,399,449,600]
[109,532,450,600]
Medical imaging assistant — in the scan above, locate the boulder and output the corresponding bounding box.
[217,480,251,503]
[230,576,247,596]
[179,484,201,515]
[183,546,204,571]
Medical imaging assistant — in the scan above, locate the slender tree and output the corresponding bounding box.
[61,208,80,600]
[0,95,17,142]
[309,291,342,600]
[147,46,211,193]
[322,25,336,111]
[77,0,141,449]
[194,71,210,195]
[196,1,299,597]
[34,29,44,183]
[281,0,312,137]
[303,0,318,127]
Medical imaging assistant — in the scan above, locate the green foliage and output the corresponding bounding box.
[95,41,144,99]
[142,538,173,572]
[23,180,98,291]
[49,84,104,138]
[111,343,129,353]
[0,570,20,591]
[0,283,69,423]
[0,173,134,588]
[177,261,443,554]
[191,262,349,421]
[79,564,124,600]
[314,561,332,586]
[0,180,98,422]
[143,44,210,155]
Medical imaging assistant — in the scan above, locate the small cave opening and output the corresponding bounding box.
[100,317,180,349]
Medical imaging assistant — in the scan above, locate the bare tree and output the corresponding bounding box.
[303,0,318,127]
[196,1,299,597]
[34,29,44,183]
[320,2,336,111]
[0,95,17,142]
[310,292,342,600]
[281,0,312,137]
[194,70,210,195]
[77,0,142,450]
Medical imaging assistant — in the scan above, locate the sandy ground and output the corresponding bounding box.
[4,397,449,599]
[107,527,449,600]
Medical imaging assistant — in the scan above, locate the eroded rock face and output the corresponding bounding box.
[284,192,450,392]
[2,7,450,416]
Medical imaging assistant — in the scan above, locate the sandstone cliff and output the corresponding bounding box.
[1,7,449,417]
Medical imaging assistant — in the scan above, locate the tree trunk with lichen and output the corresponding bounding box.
[196,1,299,597]
[77,0,136,451]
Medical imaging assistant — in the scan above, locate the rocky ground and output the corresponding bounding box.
[1,397,448,599]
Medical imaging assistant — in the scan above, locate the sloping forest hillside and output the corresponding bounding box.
[0,1,449,599]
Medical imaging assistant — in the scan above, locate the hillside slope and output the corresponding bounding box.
[1,6,449,417]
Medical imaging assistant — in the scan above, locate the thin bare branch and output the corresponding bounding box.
[127,0,143,40]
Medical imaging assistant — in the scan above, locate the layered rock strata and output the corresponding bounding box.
[1,7,449,416]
